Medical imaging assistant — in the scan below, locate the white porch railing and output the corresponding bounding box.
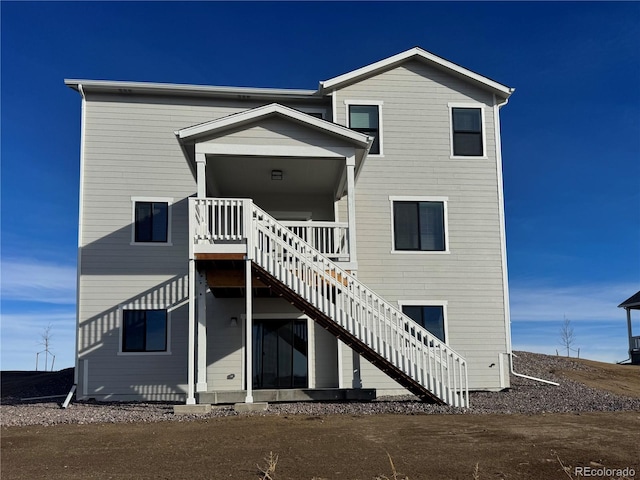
[189,197,469,407]
[191,198,350,261]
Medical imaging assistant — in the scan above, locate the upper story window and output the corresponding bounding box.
[450,105,485,157]
[391,196,448,253]
[122,309,168,352]
[347,102,382,155]
[131,197,173,245]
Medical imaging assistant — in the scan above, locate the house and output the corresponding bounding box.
[65,47,515,408]
[619,291,640,364]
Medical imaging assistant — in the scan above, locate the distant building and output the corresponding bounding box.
[66,47,515,407]
[619,291,640,364]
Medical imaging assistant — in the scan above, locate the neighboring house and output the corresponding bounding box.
[66,47,515,408]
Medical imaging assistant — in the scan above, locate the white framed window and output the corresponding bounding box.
[118,305,172,355]
[398,300,449,343]
[130,197,173,246]
[297,107,326,119]
[345,100,383,156]
[389,196,449,254]
[448,103,487,158]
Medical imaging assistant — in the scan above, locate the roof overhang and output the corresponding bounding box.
[619,291,640,309]
[64,79,321,101]
[319,47,514,99]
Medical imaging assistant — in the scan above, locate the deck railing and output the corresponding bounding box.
[191,198,350,261]
[189,197,469,407]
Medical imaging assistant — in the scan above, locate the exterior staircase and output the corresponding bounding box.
[192,198,470,407]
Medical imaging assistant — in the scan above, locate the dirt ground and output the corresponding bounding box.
[2,412,639,479]
[2,358,639,479]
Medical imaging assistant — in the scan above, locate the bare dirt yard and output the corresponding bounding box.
[2,353,639,480]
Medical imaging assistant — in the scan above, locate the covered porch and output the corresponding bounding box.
[619,291,640,365]
[175,103,373,406]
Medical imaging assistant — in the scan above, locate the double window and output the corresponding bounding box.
[450,106,484,157]
[347,103,382,155]
[131,197,172,244]
[401,304,446,343]
[122,309,168,352]
[391,198,447,252]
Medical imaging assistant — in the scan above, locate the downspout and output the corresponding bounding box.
[66,83,87,407]
[493,92,559,387]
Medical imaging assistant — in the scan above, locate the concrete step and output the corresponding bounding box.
[198,388,376,405]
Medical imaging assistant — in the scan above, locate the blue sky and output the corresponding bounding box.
[1,1,638,370]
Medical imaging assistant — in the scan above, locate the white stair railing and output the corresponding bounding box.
[248,203,469,407]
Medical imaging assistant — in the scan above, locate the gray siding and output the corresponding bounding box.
[333,60,508,391]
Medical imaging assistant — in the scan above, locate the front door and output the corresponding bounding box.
[253,319,308,389]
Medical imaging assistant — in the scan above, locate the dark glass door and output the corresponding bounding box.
[253,319,308,389]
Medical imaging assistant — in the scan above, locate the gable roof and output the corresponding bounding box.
[320,47,514,98]
[175,102,372,147]
[619,291,640,309]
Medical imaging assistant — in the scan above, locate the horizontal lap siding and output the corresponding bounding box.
[334,61,508,391]
[79,94,328,400]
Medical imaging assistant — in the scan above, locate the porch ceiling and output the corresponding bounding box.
[207,156,343,197]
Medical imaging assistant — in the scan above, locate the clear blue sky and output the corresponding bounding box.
[1,1,639,370]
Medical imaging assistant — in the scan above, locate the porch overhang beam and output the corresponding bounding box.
[194,143,355,159]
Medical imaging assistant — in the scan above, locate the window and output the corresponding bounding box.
[451,107,483,157]
[392,200,447,252]
[122,310,168,352]
[348,103,381,155]
[402,305,446,342]
[131,197,172,245]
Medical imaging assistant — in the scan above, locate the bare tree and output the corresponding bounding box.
[559,316,576,357]
[36,324,56,371]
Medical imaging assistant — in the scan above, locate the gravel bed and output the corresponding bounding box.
[2,352,638,427]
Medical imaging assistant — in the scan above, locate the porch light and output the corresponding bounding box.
[229,317,238,327]
[271,169,283,181]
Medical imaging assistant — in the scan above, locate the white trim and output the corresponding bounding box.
[177,103,370,147]
[397,300,449,344]
[389,196,450,254]
[448,102,488,159]
[320,47,513,97]
[195,142,355,159]
[130,196,174,246]
[75,84,87,387]
[331,90,337,123]
[117,304,172,356]
[494,95,513,356]
[345,100,384,157]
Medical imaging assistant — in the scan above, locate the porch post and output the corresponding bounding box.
[627,308,633,356]
[195,152,207,198]
[346,155,357,262]
[244,258,254,403]
[196,270,208,392]
[186,258,196,404]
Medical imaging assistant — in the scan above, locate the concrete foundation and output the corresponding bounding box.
[199,388,376,405]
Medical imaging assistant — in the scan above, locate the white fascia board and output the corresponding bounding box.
[320,47,514,98]
[176,103,371,147]
[63,79,320,100]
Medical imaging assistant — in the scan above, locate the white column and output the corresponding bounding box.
[244,258,254,403]
[196,270,208,392]
[196,152,207,199]
[627,308,634,355]
[346,155,357,263]
[337,339,344,388]
[186,259,196,405]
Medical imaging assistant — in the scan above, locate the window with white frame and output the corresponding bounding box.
[122,309,168,352]
[391,197,448,252]
[131,197,172,244]
[401,304,447,343]
[347,103,382,155]
[450,106,484,157]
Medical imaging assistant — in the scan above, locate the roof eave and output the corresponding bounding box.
[319,47,513,98]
